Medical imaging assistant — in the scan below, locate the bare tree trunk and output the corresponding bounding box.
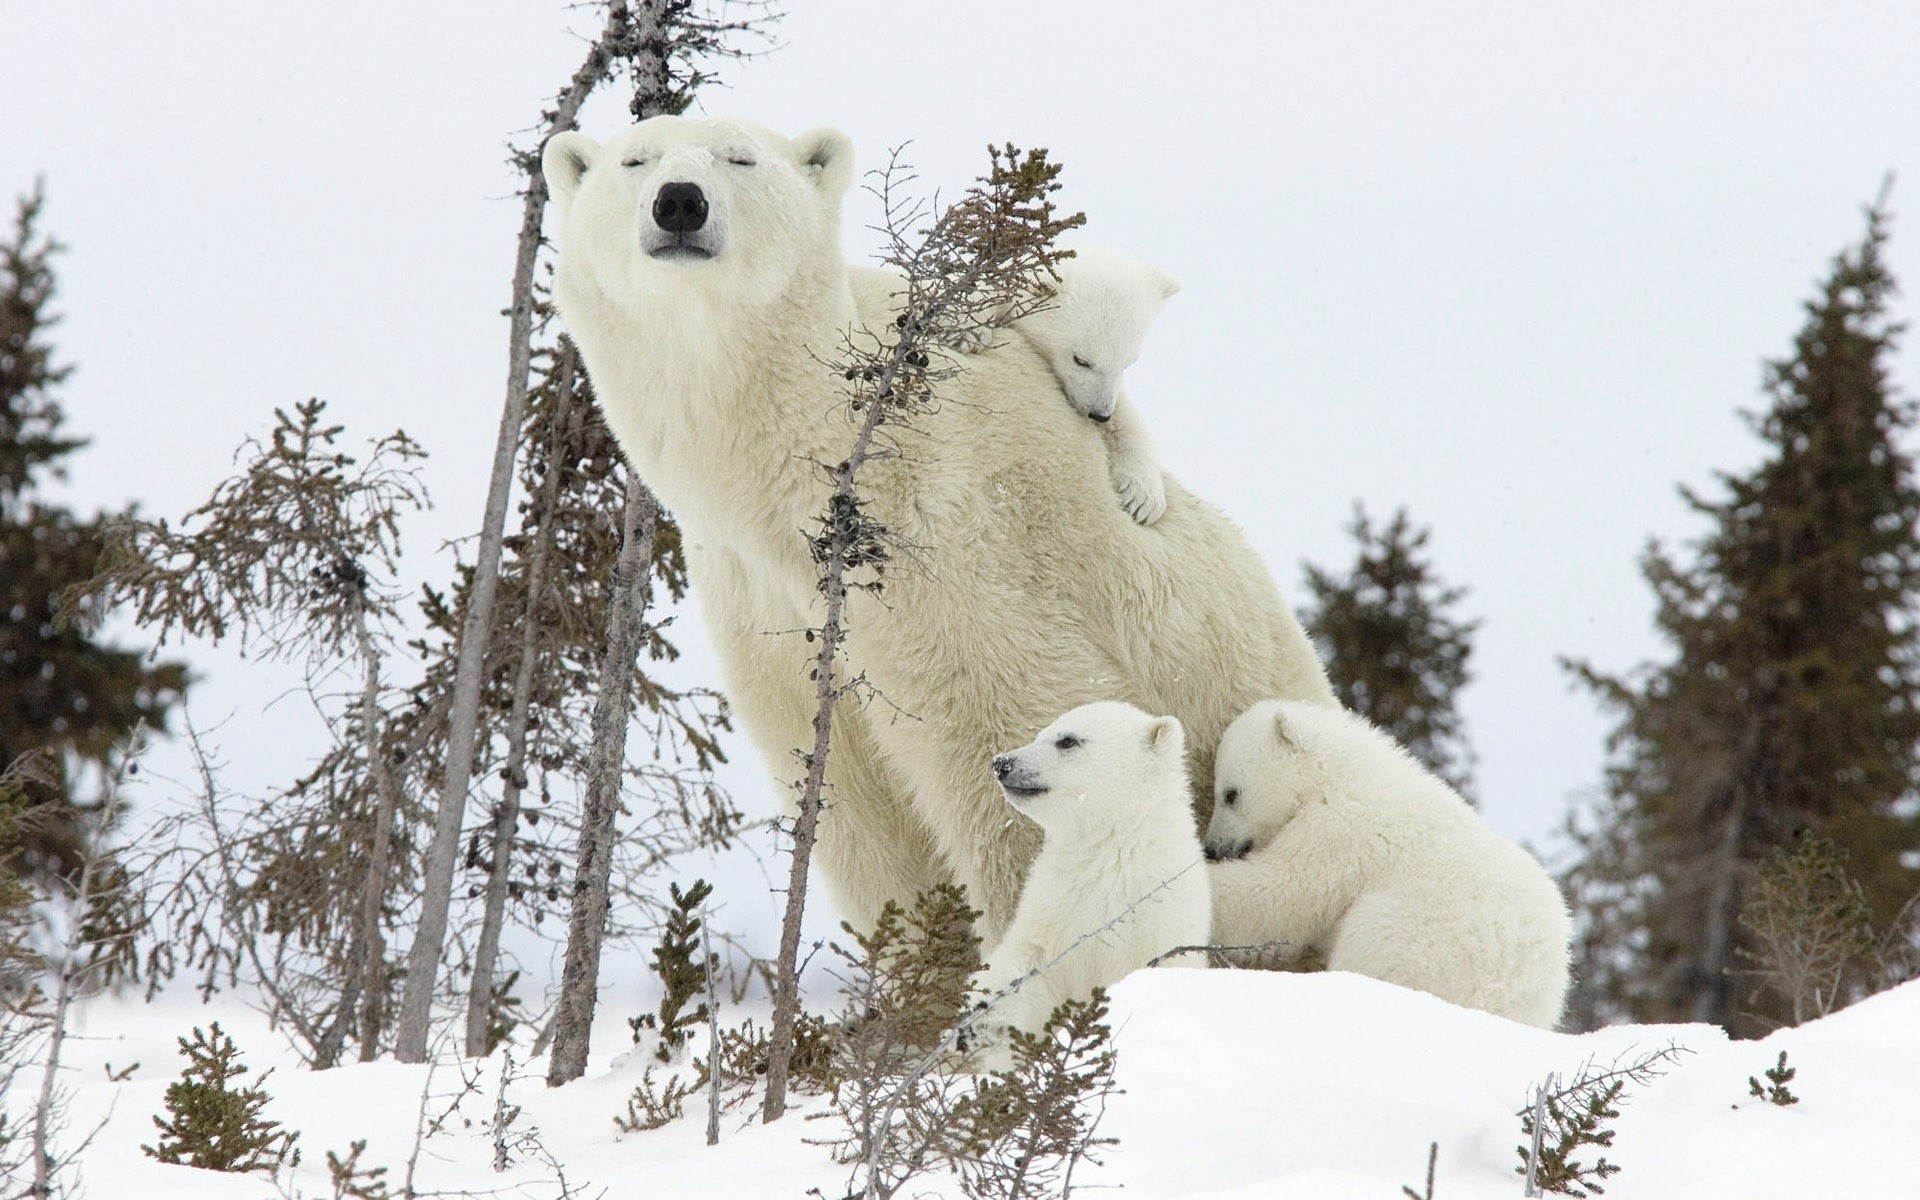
[463,345,580,1057]
[763,380,895,1123]
[395,0,643,1064]
[29,864,90,1198]
[546,477,659,1086]
[352,604,400,1062]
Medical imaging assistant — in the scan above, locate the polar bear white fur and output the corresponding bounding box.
[542,115,1334,941]
[976,702,1211,1036]
[1002,246,1178,525]
[1204,699,1571,1027]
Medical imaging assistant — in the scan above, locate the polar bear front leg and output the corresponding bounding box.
[1102,390,1166,526]
[807,701,952,934]
[1206,855,1325,969]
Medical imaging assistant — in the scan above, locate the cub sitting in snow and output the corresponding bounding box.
[975,701,1211,1039]
[961,245,1178,525]
[1205,699,1571,1027]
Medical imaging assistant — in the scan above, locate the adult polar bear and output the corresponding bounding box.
[542,115,1334,938]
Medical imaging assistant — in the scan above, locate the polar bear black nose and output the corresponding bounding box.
[652,182,709,233]
[991,754,1014,781]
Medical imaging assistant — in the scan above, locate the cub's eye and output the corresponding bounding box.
[1054,735,1081,751]
[1221,788,1240,808]
[621,155,652,169]
[726,154,758,167]
[1071,355,1094,371]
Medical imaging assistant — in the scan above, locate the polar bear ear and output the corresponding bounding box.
[1144,715,1184,756]
[1271,710,1297,749]
[1147,265,1182,301]
[793,127,855,198]
[543,132,599,210]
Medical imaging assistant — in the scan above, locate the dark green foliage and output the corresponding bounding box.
[614,1065,697,1134]
[143,1022,299,1173]
[1516,1046,1685,1197]
[1748,1050,1799,1106]
[1561,196,1920,1031]
[0,182,186,885]
[629,878,715,1062]
[324,1139,392,1199]
[1738,837,1878,1026]
[479,970,525,1058]
[1300,504,1479,797]
[953,991,1121,1200]
[842,882,984,1052]
[1519,1077,1622,1196]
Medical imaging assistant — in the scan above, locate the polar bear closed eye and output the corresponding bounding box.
[1205,699,1572,1027]
[972,701,1211,1050]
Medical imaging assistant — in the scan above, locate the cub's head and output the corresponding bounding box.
[542,116,854,316]
[1027,246,1180,421]
[989,701,1187,836]
[1203,700,1321,862]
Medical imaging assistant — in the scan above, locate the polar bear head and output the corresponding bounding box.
[542,115,855,318]
[1203,699,1325,861]
[1022,246,1180,421]
[989,701,1188,836]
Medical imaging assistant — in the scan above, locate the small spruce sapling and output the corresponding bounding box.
[1516,1045,1686,1197]
[1747,1051,1799,1106]
[629,879,715,1064]
[143,1022,300,1173]
[954,991,1122,1200]
[324,1138,393,1199]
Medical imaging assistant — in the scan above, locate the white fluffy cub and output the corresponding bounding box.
[1205,700,1571,1027]
[975,701,1211,1039]
[969,246,1179,526]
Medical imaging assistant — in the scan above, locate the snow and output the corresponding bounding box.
[36,970,1919,1198]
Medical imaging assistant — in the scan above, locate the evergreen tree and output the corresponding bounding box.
[0,182,185,882]
[143,1022,300,1173]
[1562,194,1920,1031]
[1300,504,1480,796]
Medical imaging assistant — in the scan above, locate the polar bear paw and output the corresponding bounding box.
[1112,461,1167,526]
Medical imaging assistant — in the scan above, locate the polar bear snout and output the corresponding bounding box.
[652,182,709,233]
[1203,837,1253,863]
[991,752,1049,801]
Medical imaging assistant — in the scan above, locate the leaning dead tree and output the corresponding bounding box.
[399,0,773,1065]
[77,401,428,1066]
[760,145,1084,1123]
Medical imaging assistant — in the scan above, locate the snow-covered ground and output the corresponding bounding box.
[41,969,1918,1198]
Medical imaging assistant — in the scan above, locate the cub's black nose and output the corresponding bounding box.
[653,182,709,232]
[991,754,1013,781]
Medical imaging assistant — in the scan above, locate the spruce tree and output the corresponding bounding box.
[0,182,185,883]
[143,1022,300,1173]
[1300,504,1480,796]
[1562,193,1920,1031]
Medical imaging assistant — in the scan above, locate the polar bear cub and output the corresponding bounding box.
[976,701,1211,1037]
[1205,699,1571,1027]
[967,246,1178,526]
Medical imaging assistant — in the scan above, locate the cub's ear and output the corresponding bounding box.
[793,127,855,197]
[1147,264,1182,301]
[543,132,599,210]
[1145,714,1185,756]
[1271,709,1296,749]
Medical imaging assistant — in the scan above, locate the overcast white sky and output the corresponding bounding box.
[5,2,1920,934]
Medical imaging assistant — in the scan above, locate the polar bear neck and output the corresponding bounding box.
[560,258,861,558]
